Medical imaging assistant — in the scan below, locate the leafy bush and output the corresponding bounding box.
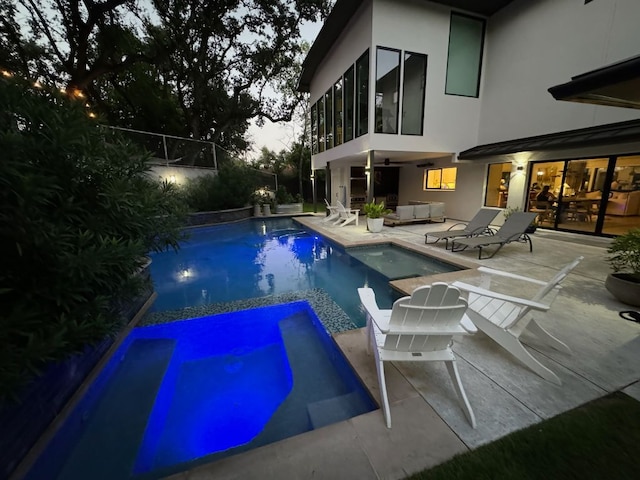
[363,201,391,218]
[182,164,262,212]
[0,77,187,398]
[608,228,640,279]
[275,185,295,205]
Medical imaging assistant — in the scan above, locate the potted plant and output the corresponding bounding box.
[363,200,391,233]
[605,228,640,306]
[250,191,264,216]
[503,206,537,233]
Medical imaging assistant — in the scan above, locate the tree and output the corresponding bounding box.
[0,76,187,398]
[1,0,333,153]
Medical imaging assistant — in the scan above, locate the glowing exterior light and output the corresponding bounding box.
[33,80,42,88]
[73,89,85,99]
[169,175,176,183]
[181,269,191,279]
[1,70,12,77]
[88,112,97,118]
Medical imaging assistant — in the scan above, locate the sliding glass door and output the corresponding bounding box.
[527,154,640,236]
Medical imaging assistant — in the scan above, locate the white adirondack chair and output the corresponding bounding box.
[452,256,583,385]
[322,198,340,223]
[358,283,477,429]
[333,200,359,227]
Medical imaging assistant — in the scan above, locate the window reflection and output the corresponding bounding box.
[375,47,400,134]
[526,156,640,236]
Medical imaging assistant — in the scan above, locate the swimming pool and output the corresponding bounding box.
[148,218,461,328]
[24,218,462,479]
[25,302,376,480]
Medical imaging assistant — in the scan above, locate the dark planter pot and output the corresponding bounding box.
[605,273,640,307]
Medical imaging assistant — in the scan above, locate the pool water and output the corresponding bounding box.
[149,218,460,327]
[25,302,376,480]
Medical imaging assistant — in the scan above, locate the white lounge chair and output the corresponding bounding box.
[450,211,538,259]
[333,200,359,227]
[452,256,583,385]
[425,208,499,249]
[322,198,340,223]
[358,283,477,428]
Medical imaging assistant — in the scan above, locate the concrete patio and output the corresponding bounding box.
[170,214,640,480]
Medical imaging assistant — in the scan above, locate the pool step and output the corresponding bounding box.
[307,391,371,430]
[56,338,175,480]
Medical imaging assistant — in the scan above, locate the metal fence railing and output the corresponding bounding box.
[105,126,219,168]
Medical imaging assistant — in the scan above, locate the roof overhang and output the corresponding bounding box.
[298,0,515,92]
[548,55,640,109]
[458,119,640,161]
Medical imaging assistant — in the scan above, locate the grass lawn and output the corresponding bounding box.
[408,392,640,480]
[303,202,321,213]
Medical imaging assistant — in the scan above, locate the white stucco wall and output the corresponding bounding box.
[310,1,373,169]
[370,0,483,153]
[397,157,490,221]
[479,0,640,144]
[149,165,217,186]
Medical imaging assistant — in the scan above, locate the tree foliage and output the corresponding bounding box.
[0,76,187,398]
[1,0,332,152]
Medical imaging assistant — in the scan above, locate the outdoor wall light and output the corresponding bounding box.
[169,175,176,183]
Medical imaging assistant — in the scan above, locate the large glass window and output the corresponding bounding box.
[445,13,485,97]
[375,47,400,134]
[424,168,457,190]
[317,96,325,153]
[311,103,317,154]
[485,163,511,208]
[401,52,427,135]
[356,50,369,137]
[324,89,333,150]
[343,65,355,142]
[334,79,343,146]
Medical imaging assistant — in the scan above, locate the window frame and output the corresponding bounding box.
[375,46,401,134]
[401,51,428,136]
[424,167,457,190]
[356,49,369,138]
[444,12,486,98]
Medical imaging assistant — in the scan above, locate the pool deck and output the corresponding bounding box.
[168,214,640,480]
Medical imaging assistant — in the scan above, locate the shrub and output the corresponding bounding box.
[0,77,187,398]
[363,201,391,218]
[275,185,295,205]
[608,228,640,280]
[182,164,262,212]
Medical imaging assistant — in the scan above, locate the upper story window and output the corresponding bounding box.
[445,12,486,98]
[356,50,369,137]
[317,95,325,152]
[311,103,318,154]
[324,88,333,150]
[375,47,400,134]
[401,52,427,135]
[334,79,343,146]
[424,167,457,190]
[343,65,355,143]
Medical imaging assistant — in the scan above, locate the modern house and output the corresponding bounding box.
[299,0,640,236]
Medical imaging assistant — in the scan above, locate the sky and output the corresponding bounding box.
[245,20,323,160]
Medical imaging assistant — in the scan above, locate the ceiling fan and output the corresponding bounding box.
[373,157,409,166]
